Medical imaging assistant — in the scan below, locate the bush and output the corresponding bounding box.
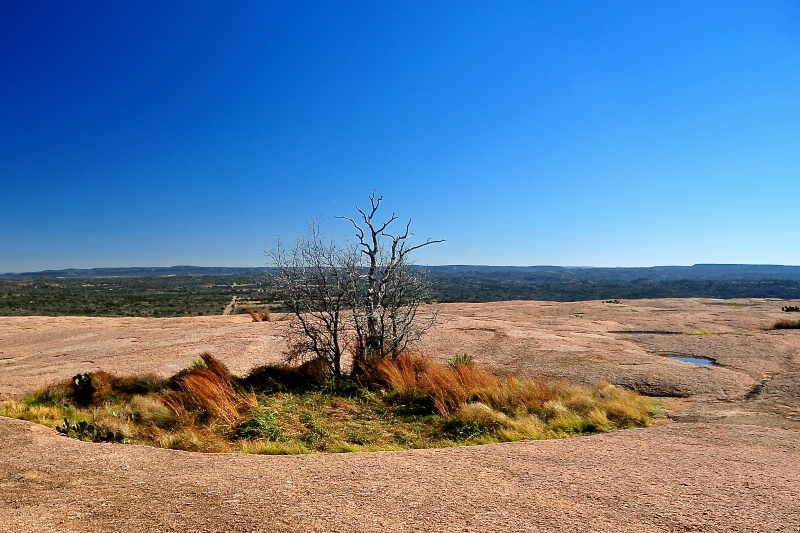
[69,371,117,407]
[238,359,329,393]
[773,319,800,329]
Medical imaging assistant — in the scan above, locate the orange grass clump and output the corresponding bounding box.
[84,370,118,405]
[375,352,424,395]
[174,368,253,424]
[376,353,555,416]
[246,308,272,322]
[170,354,255,424]
[199,352,232,382]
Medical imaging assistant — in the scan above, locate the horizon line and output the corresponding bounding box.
[4,262,800,276]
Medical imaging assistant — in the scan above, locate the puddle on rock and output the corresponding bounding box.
[668,355,715,366]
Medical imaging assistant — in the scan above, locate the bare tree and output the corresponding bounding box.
[267,223,358,377]
[339,193,444,368]
[267,195,442,377]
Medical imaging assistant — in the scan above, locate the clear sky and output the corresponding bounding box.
[2,0,799,273]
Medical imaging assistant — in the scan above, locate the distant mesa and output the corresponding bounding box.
[3,264,800,281]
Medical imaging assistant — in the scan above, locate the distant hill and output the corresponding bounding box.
[426,264,800,282]
[4,264,800,281]
[423,264,800,302]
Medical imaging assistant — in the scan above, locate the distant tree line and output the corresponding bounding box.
[3,269,800,317]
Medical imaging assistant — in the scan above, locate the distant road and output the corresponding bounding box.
[222,296,237,315]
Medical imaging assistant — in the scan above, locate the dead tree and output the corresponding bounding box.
[267,223,358,377]
[339,193,444,367]
[268,195,442,377]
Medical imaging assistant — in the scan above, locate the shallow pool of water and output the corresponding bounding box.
[669,355,715,366]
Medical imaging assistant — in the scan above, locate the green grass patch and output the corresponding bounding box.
[0,352,660,454]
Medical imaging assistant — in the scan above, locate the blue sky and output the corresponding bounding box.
[2,0,799,273]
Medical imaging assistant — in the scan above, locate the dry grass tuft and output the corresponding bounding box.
[420,359,492,415]
[125,394,178,429]
[90,410,137,441]
[246,308,271,322]
[156,427,228,452]
[113,374,170,395]
[456,402,510,430]
[30,380,73,405]
[173,368,253,424]
[375,352,426,400]
[773,319,800,330]
[592,382,656,427]
[419,362,465,414]
[376,352,657,435]
[0,400,64,425]
[86,370,118,404]
[479,377,554,414]
[199,352,232,382]
[377,354,555,416]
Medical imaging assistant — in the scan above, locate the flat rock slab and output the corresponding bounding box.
[1,298,799,531]
[1,417,798,532]
[0,315,288,400]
